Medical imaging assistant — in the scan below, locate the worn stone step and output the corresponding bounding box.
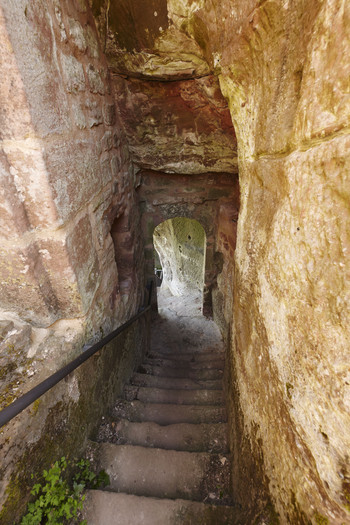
[124,385,224,406]
[144,357,224,370]
[97,419,229,453]
[112,399,227,425]
[147,350,225,363]
[83,491,239,525]
[138,363,223,380]
[94,442,231,502]
[131,372,223,391]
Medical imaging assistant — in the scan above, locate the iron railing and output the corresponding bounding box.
[0,281,153,428]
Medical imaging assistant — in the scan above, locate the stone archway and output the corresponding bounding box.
[138,169,239,316]
[153,217,206,315]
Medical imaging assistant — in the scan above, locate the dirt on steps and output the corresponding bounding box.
[97,419,229,452]
[83,491,243,525]
[130,372,223,390]
[83,292,238,524]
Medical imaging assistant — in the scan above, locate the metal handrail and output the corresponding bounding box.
[0,281,153,429]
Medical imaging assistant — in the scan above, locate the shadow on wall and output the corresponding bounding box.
[153,217,206,308]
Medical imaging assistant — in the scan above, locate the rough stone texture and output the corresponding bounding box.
[91,0,209,81]
[114,74,237,174]
[95,0,350,521]
[0,0,349,523]
[194,0,350,522]
[0,1,147,522]
[0,314,149,524]
[138,170,239,313]
[0,0,140,328]
[154,217,205,298]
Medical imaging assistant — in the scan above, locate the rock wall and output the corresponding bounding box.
[0,1,147,521]
[99,0,350,521]
[1,0,349,523]
[189,0,350,522]
[91,0,238,175]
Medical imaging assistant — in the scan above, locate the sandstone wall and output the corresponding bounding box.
[120,0,350,520]
[0,1,147,520]
[190,0,350,522]
[1,0,349,523]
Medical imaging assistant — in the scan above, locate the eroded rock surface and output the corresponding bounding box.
[0,0,349,524]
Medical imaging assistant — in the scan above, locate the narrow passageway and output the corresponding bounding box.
[82,291,243,524]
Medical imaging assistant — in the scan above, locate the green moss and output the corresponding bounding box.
[314,512,329,525]
[254,501,280,525]
[30,399,41,416]
[343,491,350,512]
[0,343,35,409]
[1,320,148,524]
[286,382,294,399]
[0,474,24,525]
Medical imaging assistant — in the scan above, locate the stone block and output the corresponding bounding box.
[85,25,100,59]
[101,131,113,151]
[0,243,66,326]
[66,214,100,313]
[68,18,87,52]
[36,237,84,318]
[294,1,350,142]
[2,141,61,230]
[71,100,87,129]
[85,99,103,128]
[87,64,105,95]
[103,103,116,126]
[100,154,112,185]
[235,134,350,521]
[60,53,85,93]
[43,139,102,224]
[114,75,237,173]
[0,4,70,139]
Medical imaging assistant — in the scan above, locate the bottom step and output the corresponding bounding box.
[83,490,239,525]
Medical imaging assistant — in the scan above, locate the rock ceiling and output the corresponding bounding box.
[91,0,238,174]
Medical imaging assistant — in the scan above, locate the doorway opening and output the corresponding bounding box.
[153,217,206,317]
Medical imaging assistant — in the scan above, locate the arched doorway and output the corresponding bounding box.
[153,217,206,316]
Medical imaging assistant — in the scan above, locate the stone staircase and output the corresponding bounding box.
[83,331,238,524]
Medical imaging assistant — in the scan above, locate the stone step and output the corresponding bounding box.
[147,350,225,363]
[83,491,239,525]
[131,372,223,391]
[112,399,227,425]
[124,385,224,406]
[138,363,223,380]
[97,419,229,453]
[144,357,224,370]
[94,442,231,502]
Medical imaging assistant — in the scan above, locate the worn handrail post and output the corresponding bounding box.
[0,285,153,429]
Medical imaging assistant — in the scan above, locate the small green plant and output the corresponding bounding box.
[21,457,109,525]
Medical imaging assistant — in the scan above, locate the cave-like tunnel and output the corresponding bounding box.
[0,0,349,524]
[154,217,206,313]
